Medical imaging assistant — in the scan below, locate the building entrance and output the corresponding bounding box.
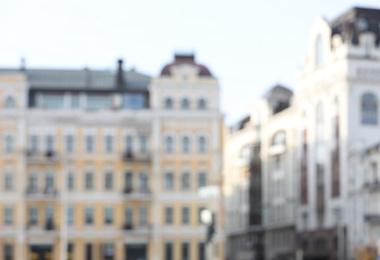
[29,245,53,260]
[125,244,147,260]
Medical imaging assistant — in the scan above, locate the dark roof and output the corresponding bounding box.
[230,115,250,133]
[330,7,380,45]
[0,62,151,91]
[160,54,213,77]
[263,85,293,115]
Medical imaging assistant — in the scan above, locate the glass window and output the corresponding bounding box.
[67,173,74,190]
[316,34,323,66]
[182,98,190,109]
[198,173,206,188]
[125,173,133,190]
[165,98,173,109]
[182,136,190,153]
[40,94,64,109]
[198,136,206,153]
[198,98,206,110]
[165,207,173,224]
[140,206,147,225]
[5,135,13,153]
[125,135,133,153]
[139,172,148,190]
[5,96,14,108]
[123,93,145,109]
[30,135,38,152]
[4,172,13,190]
[86,244,92,260]
[86,95,110,110]
[4,244,13,260]
[29,173,38,190]
[125,207,133,224]
[4,207,12,225]
[45,172,54,191]
[165,243,173,260]
[71,94,80,109]
[182,173,190,189]
[104,207,113,224]
[165,136,173,153]
[182,207,190,224]
[105,135,113,153]
[85,207,93,224]
[66,135,74,152]
[104,243,114,257]
[182,243,189,260]
[272,131,286,145]
[45,206,53,222]
[86,135,94,153]
[165,173,173,190]
[362,93,378,125]
[105,172,113,190]
[198,243,205,260]
[29,207,38,225]
[140,135,148,153]
[46,135,54,152]
[85,173,93,190]
[67,206,74,225]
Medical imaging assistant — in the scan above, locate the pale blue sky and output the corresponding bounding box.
[0,0,379,124]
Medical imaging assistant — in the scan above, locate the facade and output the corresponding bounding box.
[0,54,225,260]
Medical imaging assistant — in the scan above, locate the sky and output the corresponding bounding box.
[0,0,379,125]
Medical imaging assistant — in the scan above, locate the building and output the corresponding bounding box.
[0,54,225,260]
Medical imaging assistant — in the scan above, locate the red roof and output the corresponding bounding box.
[160,54,212,77]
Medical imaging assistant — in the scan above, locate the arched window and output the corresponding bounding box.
[165,173,173,190]
[198,98,206,110]
[5,96,14,108]
[182,136,190,153]
[272,131,286,146]
[182,98,189,109]
[5,135,13,153]
[165,98,173,109]
[165,136,174,153]
[316,34,323,66]
[362,93,378,125]
[198,136,206,153]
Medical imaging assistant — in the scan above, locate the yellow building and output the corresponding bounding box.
[0,55,224,260]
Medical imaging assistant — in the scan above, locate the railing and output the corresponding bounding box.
[26,187,58,198]
[121,188,151,200]
[121,222,151,232]
[26,150,59,163]
[122,152,150,162]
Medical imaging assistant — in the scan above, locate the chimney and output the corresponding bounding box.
[20,57,26,71]
[116,59,125,89]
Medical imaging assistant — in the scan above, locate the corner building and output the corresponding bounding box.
[0,54,225,260]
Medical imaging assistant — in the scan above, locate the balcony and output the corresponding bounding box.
[364,214,380,225]
[122,222,151,234]
[121,188,151,200]
[26,150,59,164]
[122,151,150,162]
[26,186,58,200]
[363,180,380,192]
[45,220,55,231]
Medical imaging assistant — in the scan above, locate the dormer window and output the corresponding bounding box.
[165,98,173,109]
[182,98,189,110]
[5,96,14,108]
[315,34,323,67]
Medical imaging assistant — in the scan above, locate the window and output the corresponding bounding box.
[362,93,378,125]
[45,206,53,222]
[139,172,148,190]
[5,135,13,153]
[165,243,173,260]
[182,243,189,260]
[198,243,205,260]
[316,34,323,66]
[182,98,190,109]
[103,243,114,257]
[272,131,286,145]
[182,173,190,189]
[165,207,173,224]
[198,98,206,110]
[67,206,74,225]
[86,94,111,110]
[165,136,174,153]
[46,134,54,152]
[4,244,13,260]
[30,135,38,152]
[198,136,206,153]
[165,98,173,109]
[125,207,133,224]
[71,94,80,109]
[4,172,13,190]
[29,173,38,190]
[86,135,94,153]
[86,244,92,260]
[165,173,173,190]
[140,135,148,153]
[45,172,54,191]
[125,135,133,153]
[67,173,74,190]
[140,206,147,225]
[105,135,113,153]
[372,162,378,182]
[29,207,38,225]
[85,173,94,190]
[5,96,14,108]
[66,135,74,152]
[240,145,252,159]
[40,94,64,109]
[198,207,205,224]
[125,173,133,190]
[105,172,113,190]
[104,207,113,224]
[198,173,206,188]
[85,207,94,224]
[182,207,190,224]
[182,136,190,153]
[123,93,145,109]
